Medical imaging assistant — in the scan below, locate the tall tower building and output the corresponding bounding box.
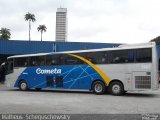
[56,8,67,42]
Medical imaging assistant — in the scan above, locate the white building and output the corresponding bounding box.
[56,8,67,42]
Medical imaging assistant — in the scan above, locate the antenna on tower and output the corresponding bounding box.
[59,0,62,8]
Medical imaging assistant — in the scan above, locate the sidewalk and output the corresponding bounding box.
[0,83,5,87]
[0,83,3,86]
[0,83,8,91]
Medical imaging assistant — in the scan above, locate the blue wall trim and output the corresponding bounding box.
[0,40,120,55]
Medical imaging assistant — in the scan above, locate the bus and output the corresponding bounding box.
[5,42,159,96]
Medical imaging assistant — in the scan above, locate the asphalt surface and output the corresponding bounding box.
[0,83,160,114]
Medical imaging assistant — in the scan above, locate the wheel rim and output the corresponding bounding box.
[94,83,103,93]
[21,82,27,90]
[112,84,121,94]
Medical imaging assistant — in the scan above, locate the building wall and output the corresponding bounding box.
[56,8,67,42]
[0,40,120,55]
[0,40,120,65]
[0,40,53,55]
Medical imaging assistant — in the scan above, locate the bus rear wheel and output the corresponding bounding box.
[92,81,106,95]
[19,80,28,91]
[109,81,124,96]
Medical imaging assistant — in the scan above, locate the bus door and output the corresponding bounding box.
[46,75,63,88]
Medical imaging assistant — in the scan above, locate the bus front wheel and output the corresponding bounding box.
[92,81,106,95]
[19,80,28,91]
[109,81,124,96]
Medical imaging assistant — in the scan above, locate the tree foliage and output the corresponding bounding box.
[37,25,47,41]
[24,12,36,41]
[150,36,160,44]
[24,12,36,22]
[0,28,11,40]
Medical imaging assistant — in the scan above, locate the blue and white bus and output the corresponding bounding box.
[5,42,159,95]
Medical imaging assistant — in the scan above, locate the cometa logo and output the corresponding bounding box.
[36,68,61,74]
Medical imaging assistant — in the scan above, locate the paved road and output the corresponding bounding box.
[0,84,160,114]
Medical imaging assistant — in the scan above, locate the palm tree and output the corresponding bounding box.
[0,28,11,40]
[24,12,36,41]
[37,25,47,41]
[150,36,160,44]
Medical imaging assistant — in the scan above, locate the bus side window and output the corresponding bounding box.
[76,52,108,64]
[46,55,53,66]
[101,53,108,64]
[46,55,60,66]
[98,52,108,64]
[74,53,87,65]
[30,57,36,66]
[58,55,65,65]
[64,54,83,65]
[29,56,45,66]
[31,60,37,66]
[65,56,79,65]
[127,50,134,63]
[108,50,134,64]
[136,48,152,63]
[37,56,45,66]
[86,52,97,64]
[87,57,96,64]
[14,57,29,67]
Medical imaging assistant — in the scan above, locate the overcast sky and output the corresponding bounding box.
[0,0,160,43]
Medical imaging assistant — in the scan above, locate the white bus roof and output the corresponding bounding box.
[8,42,156,59]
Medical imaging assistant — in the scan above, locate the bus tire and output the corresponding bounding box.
[35,88,42,91]
[109,81,124,96]
[92,81,106,95]
[19,80,28,91]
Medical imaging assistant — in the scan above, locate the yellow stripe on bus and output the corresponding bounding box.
[68,53,110,85]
